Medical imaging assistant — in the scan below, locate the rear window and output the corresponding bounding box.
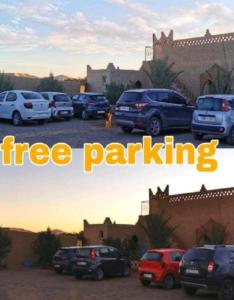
[197,98,222,111]
[53,94,70,102]
[55,249,69,256]
[21,92,42,100]
[76,248,91,258]
[89,95,106,102]
[118,92,143,103]
[141,251,162,261]
[184,248,214,262]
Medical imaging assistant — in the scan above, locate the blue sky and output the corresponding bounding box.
[0,149,233,232]
[0,0,234,77]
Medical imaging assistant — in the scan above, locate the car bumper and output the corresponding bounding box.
[181,276,218,290]
[139,271,163,283]
[22,110,51,120]
[52,109,74,119]
[87,108,109,116]
[115,114,147,129]
[73,266,96,276]
[192,123,228,136]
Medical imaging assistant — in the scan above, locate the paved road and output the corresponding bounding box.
[0,118,232,148]
[0,269,216,300]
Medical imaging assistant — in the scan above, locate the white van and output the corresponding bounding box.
[0,90,51,126]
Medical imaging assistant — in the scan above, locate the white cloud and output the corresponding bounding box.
[0,0,233,57]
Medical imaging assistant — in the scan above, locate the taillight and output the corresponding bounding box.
[221,99,229,112]
[49,100,55,108]
[90,249,97,260]
[208,261,215,273]
[24,103,33,109]
[135,103,148,110]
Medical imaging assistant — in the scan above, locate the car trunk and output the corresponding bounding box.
[27,99,48,112]
[116,92,146,114]
[139,251,163,272]
[53,94,72,108]
[194,97,224,125]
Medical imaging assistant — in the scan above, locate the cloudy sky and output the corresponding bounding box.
[0,0,234,77]
[0,149,233,233]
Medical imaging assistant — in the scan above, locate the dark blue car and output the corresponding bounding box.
[115,89,194,136]
[52,247,80,274]
[72,93,110,120]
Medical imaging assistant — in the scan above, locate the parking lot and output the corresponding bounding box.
[0,118,232,148]
[0,269,216,300]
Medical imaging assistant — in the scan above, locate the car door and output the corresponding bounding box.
[0,92,7,118]
[155,91,177,127]
[99,247,113,275]
[171,92,194,126]
[3,92,17,119]
[108,247,123,274]
[169,251,183,280]
[73,94,85,115]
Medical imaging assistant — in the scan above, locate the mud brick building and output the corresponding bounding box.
[137,185,234,248]
[87,30,234,101]
[83,217,137,245]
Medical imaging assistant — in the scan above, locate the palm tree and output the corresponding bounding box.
[144,57,183,89]
[204,67,234,94]
[0,71,13,92]
[199,221,228,245]
[139,211,177,248]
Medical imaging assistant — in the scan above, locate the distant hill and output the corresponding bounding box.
[55,75,77,81]
[7,73,38,79]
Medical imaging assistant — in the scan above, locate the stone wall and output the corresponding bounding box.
[5,230,77,269]
[83,217,137,245]
[140,185,234,248]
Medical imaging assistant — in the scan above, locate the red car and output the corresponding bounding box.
[138,249,185,289]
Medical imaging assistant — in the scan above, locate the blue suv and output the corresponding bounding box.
[115,89,194,136]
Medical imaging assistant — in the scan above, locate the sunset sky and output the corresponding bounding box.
[0,0,234,77]
[0,149,233,233]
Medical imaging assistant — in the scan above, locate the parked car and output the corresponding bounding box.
[192,94,234,144]
[138,249,185,289]
[180,245,234,299]
[52,247,80,274]
[40,92,73,120]
[73,246,131,281]
[72,93,110,120]
[115,89,194,136]
[0,90,50,126]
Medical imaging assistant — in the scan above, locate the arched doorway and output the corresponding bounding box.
[134,80,142,89]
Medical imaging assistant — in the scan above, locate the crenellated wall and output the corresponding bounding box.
[146,185,234,247]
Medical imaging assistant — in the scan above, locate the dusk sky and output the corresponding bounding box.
[0,150,233,233]
[0,0,234,77]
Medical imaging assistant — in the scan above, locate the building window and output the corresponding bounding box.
[99,230,104,238]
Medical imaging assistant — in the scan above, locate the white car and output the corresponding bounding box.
[40,92,74,120]
[0,90,51,126]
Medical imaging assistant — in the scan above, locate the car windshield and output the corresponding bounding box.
[197,97,222,111]
[118,92,143,103]
[89,95,106,102]
[76,248,91,258]
[53,94,70,102]
[141,252,162,261]
[21,92,42,100]
[184,248,214,262]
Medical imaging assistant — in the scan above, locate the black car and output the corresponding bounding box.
[52,247,79,274]
[180,245,234,299]
[72,93,110,120]
[73,246,131,281]
[115,89,194,136]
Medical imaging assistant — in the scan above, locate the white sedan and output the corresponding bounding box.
[0,90,51,126]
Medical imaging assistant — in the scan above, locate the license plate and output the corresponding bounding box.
[97,110,105,114]
[119,106,129,111]
[54,264,61,268]
[77,262,87,266]
[143,273,153,279]
[185,269,199,274]
[200,116,214,121]
[60,111,68,115]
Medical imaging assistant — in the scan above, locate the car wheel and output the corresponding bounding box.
[226,127,234,145]
[12,111,23,126]
[94,268,104,281]
[140,279,151,287]
[218,279,234,300]
[81,110,89,120]
[163,274,175,289]
[121,126,133,134]
[184,286,197,296]
[146,117,161,137]
[122,265,131,277]
[193,132,203,140]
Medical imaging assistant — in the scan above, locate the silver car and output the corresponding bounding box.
[40,92,74,121]
[192,94,234,144]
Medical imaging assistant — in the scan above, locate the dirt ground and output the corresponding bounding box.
[0,269,216,300]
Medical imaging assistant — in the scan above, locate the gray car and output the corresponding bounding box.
[192,94,234,144]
